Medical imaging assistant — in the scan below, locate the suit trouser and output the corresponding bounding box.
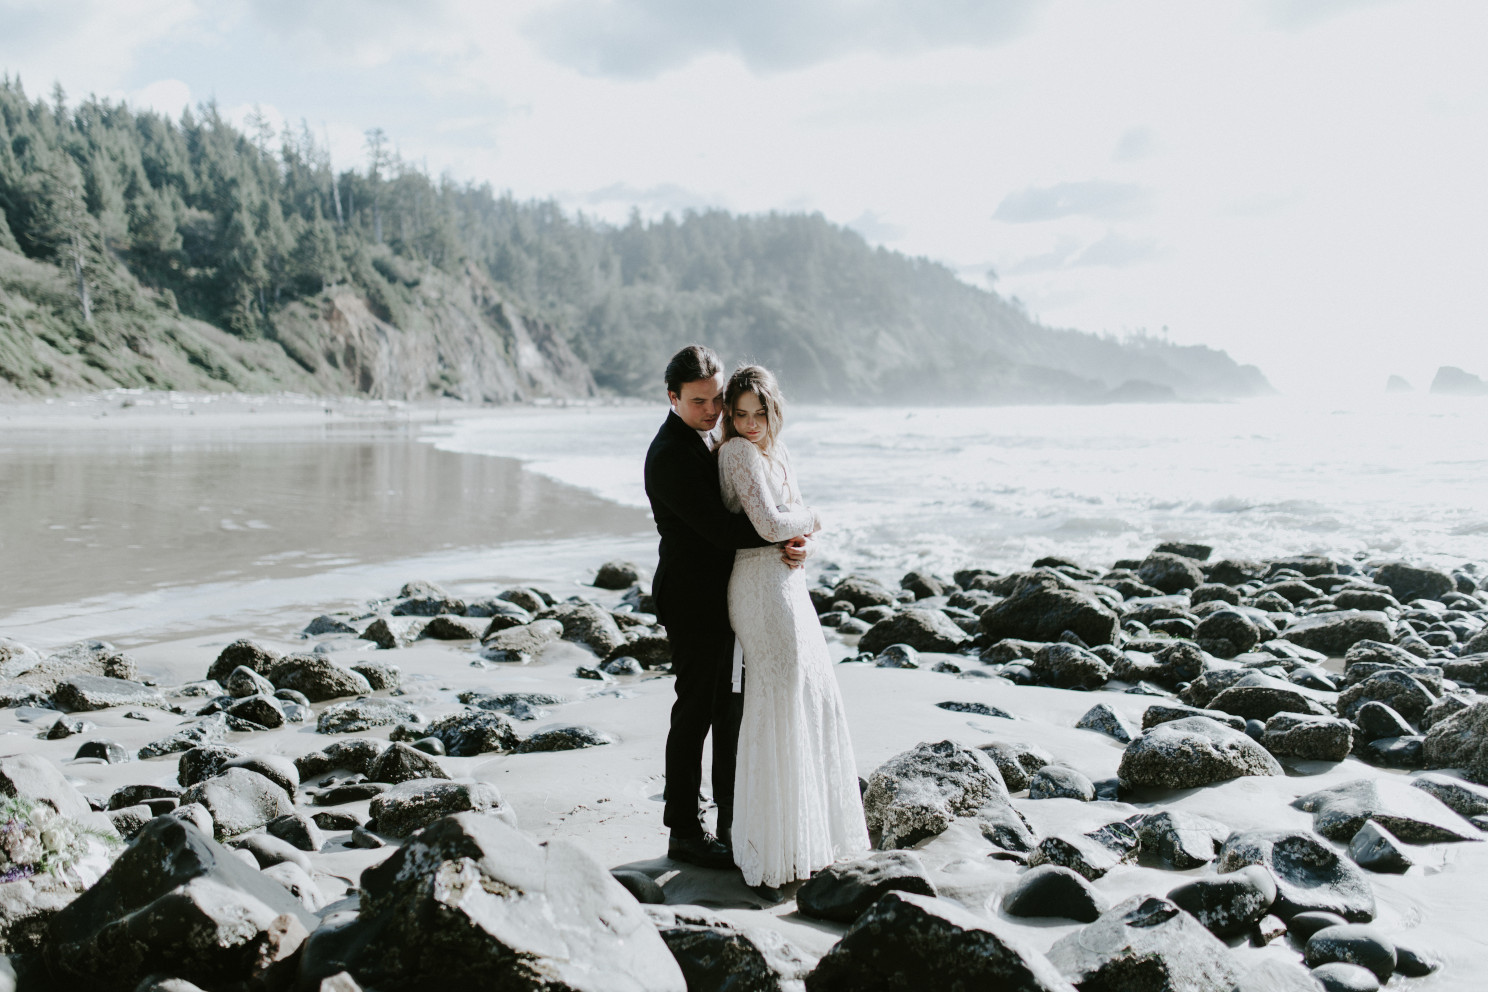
[663,619,742,837]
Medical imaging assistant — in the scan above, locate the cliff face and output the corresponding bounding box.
[0,246,596,402]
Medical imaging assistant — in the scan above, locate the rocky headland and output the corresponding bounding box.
[2,544,1487,990]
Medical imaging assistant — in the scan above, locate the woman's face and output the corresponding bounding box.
[731,390,767,444]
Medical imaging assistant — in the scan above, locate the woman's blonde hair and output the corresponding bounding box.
[721,364,785,456]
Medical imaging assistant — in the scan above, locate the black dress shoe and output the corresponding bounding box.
[716,823,732,850]
[748,883,785,904]
[667,832,735,869]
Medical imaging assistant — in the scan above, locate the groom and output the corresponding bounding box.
[644,344,805,868]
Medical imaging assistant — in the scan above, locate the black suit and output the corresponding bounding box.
[645,410,771,837]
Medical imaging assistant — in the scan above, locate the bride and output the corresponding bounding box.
[716,364,870,892]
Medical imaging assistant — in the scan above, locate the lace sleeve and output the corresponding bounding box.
[719,438,819,542]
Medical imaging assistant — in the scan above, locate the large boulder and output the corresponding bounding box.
[1280,611,1394,657]
[1373,561,1455,604]
[1029,643,1112,690]
[1292,778,1479,844]
[542,602,628,657]
[863,740,1012,848]
[1216,829,1376,922]
[367,779,514,837]
[43,816,315,992]
[1118,717,1283,789]
[268,654,373,702]
[1208,673,1331,722]
[299,812,684,991]
[367,742,450,784]
[1138,553,1205,594]
[404,708,521,756]
[1134,810,1229,870]
[1423,700,1488,782]
[1166,866,1277,938]
[831,576,899,611]
[205,639,280,684]
[1261,712,1354,762]
[178,768,293,839]
[979,573,1120,647]
[1195,609,1260,657]
[1047,895,1243,992]
[796,851,937,923]
[651,907,810,991]
[859,609,970,655]
[0,752,94,819]
[1002,864,1106,923]
[804,891,1074,992]
[1338,670,1436,724]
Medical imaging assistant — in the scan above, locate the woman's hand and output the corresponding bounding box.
[781,536,809,569]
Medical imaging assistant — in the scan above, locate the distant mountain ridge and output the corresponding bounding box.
[0,77,1270,404]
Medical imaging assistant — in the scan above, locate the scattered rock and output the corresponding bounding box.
[268,655,373,702]
[178,767,294,839]
[206,640,280,684]
[266,812,326,852]
[863,740,1012,848]
[1135,810,1228,870]
[978,572,1121,647]
[1233,958,1333,992]
[936,700,1013,719]
[1028,766,1096,802]
[367,742,450,784]
[1028,830,1132,881]
[262,860,328,913]
[796,850,937,923]
[51,675,164,712]
[1141,703,1246,732]
[361,616,428,649]
[1138,552,1205,594]
[457,690,563,720]
[1346,821,1412,874]
[350,659,401,691]
[1292,778,1478,844]
[831,576,899,611]
[1352,701,1415,742]
[1074,702,1134,743]
[1309,962,1380,992]
[655,913,811,992]
[481,618,564,658]
[74,739,129,763]
[231,832,312,872]
[859,609,969,655]
[1339,670,1436,724]
[226,693,286,729]
[1030,642,1112,690]
[1047,894,1242,992]
[316,697,424,734]
[1216,829,1376,921]
[805,890,1072,992]
[1118,717,1283,789]
[1209,673,1331,722]
[1281,610,1395,657]
[1305,924,1397,983]
[303,615,358,636]
[513,726,613,753]
[1359,735,1424,769]
[224,665,275,698]
[976,740,1051,792]
[403,708,520,756]
[1261,712,1354,761]
[419,615,488,640]
[366,779,514,837]
[1411,772,1488,817]
[1373,561,1455,605]
[1166,866,1277,938]
[874,644,920,669]
[1002,864,1106,923]
[295,738,389,779]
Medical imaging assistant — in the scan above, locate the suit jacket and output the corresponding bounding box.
[644,410,771,634]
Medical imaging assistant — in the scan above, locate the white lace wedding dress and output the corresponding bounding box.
[718,435,870,887]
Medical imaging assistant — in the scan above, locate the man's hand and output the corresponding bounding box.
[781,536,808,569]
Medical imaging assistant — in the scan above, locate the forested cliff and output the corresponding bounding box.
[0,78,1271,404]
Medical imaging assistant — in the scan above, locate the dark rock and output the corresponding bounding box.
[226,693,285,729]
[1118,717,1283,788]
[74,739,129,763]
[976,740,1052,792]
[1028,765,1096,802]
[137,714,229,761]
[316,696,424,734]
[601,655,643,675]
[1192,583,1242,606]
[1261,712,1354,761]
[654,912,810,990]
[860,609,969,655]
[414,708,520,756]
[302,812,681,990]
[610,869,664,904]
[479,609,534,637]
[575,664,612,681]
[1412,771,1488,817]
[1423,699,1488,781]
[1333,589,1401,611]
[350,824,386,848]
[1232,959,1327,991]
[979,572,1120,647]
[1359,735,1425,768]
[901,570,948,599]
[318,782,388,805]
[267,812,326,852]
[498,586,550,614]
[205,639,280,684]
[106,803,153,838]
[457,689,564,720]
[1353,701,1415,742]
[1180,668,1253,708]
[1394,945,1441,977]
[175,743,248,788]
[863,739,1011,848]
[1046,894,1242,992]
[393,593,467,617]
[513,725,613,753]
[1166,865,1277,938]
[1264,579,1326,605]
[856,605,897,625]
[224,665,275,698]
[295,738,389,778]
[874,644,920,669]
[1134,810,1228,869]
[1281,611,1395,657]
[796,850,937,923]
[362,616,428,649]
[1310,962,1381,992]
[835,617,871,636]
[1154,541,1212,561]
[304,614,358,636]
[1028,831,1132,881]
[261,860,327,913]
[1216,829,1376,921]
[411,736,446,755]
[595,560,642,589]
[982,638,1042,664]
[1002,864,1105,923]
[367,742,450,784]
[542,602,629,657]
[1196,610,1260,657]
[1290,910,1350,941]
[1030,642,1112,690]
[804,890,1071,992]
[831,576,899,611]
[1305,924,1396,983]
[1374,561,1455,604]
[311,810,361,831]
[1293,777,1478,843]
[936,700,1013,719]
[419,615,488,640]
[178,767,294,839]
[366,778,515,838]
[52,675,164,712]
[1346,821,1412,874]
[0,682,55,708]
[43,816,313,991]
[108,783,181,810]
[349,659,401,691]
[231,832,312,872]
[1209,673,1332,722]
[977,802,1039,854]
[1141,702,1246,732]
[1138,552,1205,594]
[269,654,372,702]
[1339,670,1436,724]
[481,617,564,657]
[1074,702,1134,742]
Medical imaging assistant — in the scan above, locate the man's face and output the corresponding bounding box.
[669,373,726,433]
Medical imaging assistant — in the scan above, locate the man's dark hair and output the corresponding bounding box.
[664,345,723,396]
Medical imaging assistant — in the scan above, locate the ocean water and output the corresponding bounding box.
[430,395,1488,579]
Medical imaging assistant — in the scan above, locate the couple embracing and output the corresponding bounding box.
[644,345,868,895]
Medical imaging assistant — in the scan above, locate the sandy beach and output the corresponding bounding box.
[3,390,1487,989]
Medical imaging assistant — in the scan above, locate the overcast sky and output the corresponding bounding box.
[2,0,1485,395]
